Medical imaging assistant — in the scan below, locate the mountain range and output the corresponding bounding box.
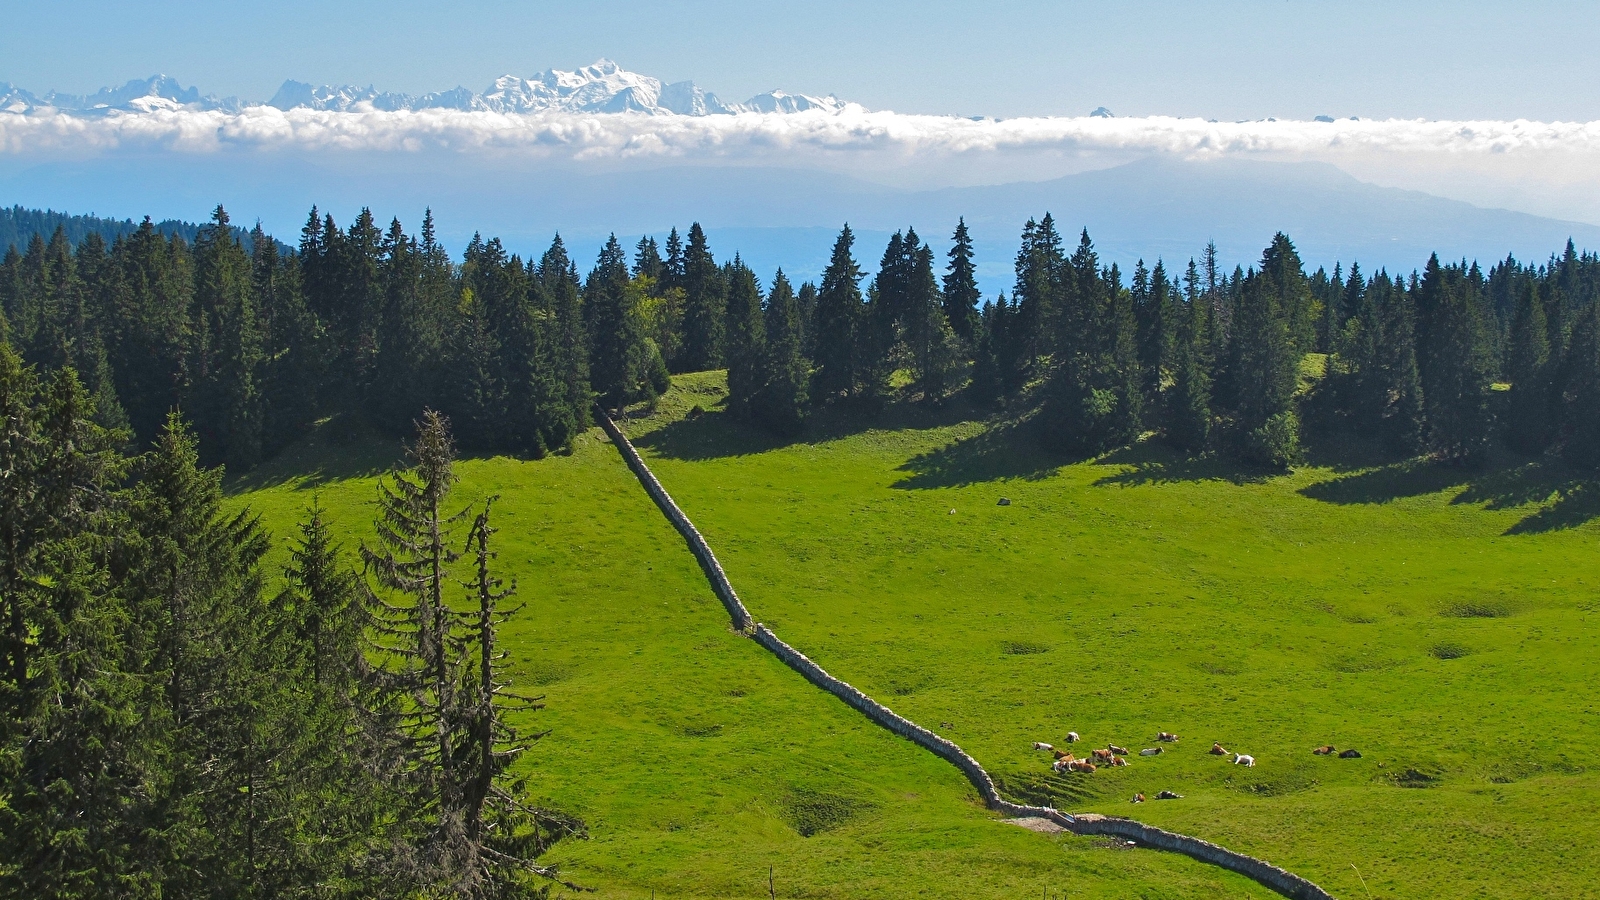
[0,60,849,116]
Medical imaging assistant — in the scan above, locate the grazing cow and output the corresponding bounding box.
[1066,731,1080,743]
[1051,758,1069,773]
[1157,732,1179,743]
[1132,792,1146,803]
[1232,753,1256,767]
[1033,742,1054,751]
[1053,749,1073,760]
[1109,756,1129,767]
[1139,747,1163,756]
[1313,745,1336,755]
[1092,748,1115,763]
[1339,749,1363,759]
[1109,744,1130,756]
[1156,790,1183,800]
[1210,743,1229,756]
[1069,760,1098,773]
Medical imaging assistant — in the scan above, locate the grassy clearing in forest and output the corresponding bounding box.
[226,408,1274,899]
[611,371,1600,900]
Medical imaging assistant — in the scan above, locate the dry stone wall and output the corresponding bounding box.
[598,413,752,632]
[599,412,1334,900]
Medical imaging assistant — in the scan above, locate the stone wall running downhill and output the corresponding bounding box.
[597,412,753,633]
[598,411,1335,900]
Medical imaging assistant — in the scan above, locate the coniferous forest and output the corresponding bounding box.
[2,201,1599,896]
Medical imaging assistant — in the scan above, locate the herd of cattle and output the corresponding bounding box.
[1032,731,1364,799]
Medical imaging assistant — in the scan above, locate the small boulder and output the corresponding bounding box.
[997,497,1012,506]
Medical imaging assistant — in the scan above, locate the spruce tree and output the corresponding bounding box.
[907,240,960,403]
[454,498,583,896]
[1230,237,1304,467]
[1562,300,1600,469]
[811,226,864,402]
[942,217,981,341]
[1504,279,1553,454]
[1418,257,1496,463]
[359,410,470,886]
[757,271,809,436]
[723,259,766,418]
[191,206,265,469]
[679,223,725,372]
[585,235,656,409]
[538,236,592,436]
[1167,294,1212,451]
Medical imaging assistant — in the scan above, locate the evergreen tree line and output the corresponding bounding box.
[4,204,1599,470]
[0,204,270,265]
[0,358,580,898]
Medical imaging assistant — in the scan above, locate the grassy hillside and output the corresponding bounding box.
[226,414,1274,898]
[614,372,1600,900]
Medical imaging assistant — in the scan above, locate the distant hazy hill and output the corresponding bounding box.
[0,205,270,255]
[3,157,1594,295]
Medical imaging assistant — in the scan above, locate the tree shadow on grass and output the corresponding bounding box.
[1299,448,1600,535]
[1454,459,1600,535]
[226,413,404,496]
[635,392,989,463]
[890,417,1081,489]
[1091,441,1279,488]
[1297,458,1469,505]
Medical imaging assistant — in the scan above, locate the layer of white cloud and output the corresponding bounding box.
[4,107,1599,222]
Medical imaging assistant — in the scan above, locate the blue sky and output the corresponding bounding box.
[5,0,1599,120]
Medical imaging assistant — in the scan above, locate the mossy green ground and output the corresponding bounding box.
[230,371,1600,899]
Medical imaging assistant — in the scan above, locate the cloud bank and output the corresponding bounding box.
[4,105,1598,159]
[4,106,1597,225]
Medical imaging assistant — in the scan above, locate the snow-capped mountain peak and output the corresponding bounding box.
[3,61,853,117]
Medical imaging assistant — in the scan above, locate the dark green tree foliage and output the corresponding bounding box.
[585,235,660,409]
[723,259,766,418]
[1230,234,1306,467]
[857,231,908,402]
[1504,279,1553,454]
[1037,228,1142,452]
[969,296,1007,402]
[906,238,961,403]
[633,235,664,282]
[756,271,809,436]
[1416,256,1497,463]
[190,207,265,469]
[1013,215,1065,373]
[360,413,580,895]
[1342,272,1426,453]
[1,381,578,897]
[677,223,725,372]
[1166,288,1213,452]
[1132,259,1176,404]
[5,196,1598,479]
[359,410,470,888]
[538,235,593,439]
[5,207,594,465]
[942,217,981,340]
[0,360,137,899]
[1562,300,1600,468]
[810,225,865,401]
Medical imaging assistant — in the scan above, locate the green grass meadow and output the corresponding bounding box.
[228,372,1600,898]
